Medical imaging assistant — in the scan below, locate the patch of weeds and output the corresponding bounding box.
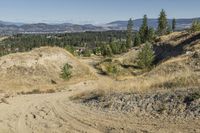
[46,89,56,93]
[20,89,56,95]
[22,89,41,95]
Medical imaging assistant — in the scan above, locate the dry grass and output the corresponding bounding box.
[86,32,200,94]
[75,55,199,100]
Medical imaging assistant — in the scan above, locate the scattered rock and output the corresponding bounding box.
[80,88,200,118]
[51,79,57,84]
[0,98,9,104]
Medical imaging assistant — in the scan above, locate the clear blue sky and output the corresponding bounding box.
[0,0,199,24]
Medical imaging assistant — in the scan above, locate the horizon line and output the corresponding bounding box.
[1,16,200,25]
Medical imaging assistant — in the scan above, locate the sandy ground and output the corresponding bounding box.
[0,57,199,133]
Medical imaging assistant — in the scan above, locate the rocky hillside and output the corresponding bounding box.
[73,31,200,118]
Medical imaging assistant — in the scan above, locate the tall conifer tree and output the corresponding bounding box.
[157,9,168,35]
[139,15,148,43]
[126,18,133,48]
[172,18,176,31]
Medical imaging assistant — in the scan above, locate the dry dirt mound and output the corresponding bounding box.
[0,47,93,92]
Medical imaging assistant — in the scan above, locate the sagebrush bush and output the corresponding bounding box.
[60,63,72,80]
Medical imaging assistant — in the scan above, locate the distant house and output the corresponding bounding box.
[75,47,86,53]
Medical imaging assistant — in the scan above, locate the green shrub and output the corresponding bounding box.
[137,42,155,69]
[110,42,122,54]
[65,45,75,55]
[100,44,113,57]
[60,63,72,80]
[93,47,101,55]
[190,20,200,32]
[106,65,118,74]
[82,49,92,57]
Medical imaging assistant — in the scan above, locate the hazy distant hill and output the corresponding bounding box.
[0,22,105,35]
[0,18,199,35]
[0,21,24,26]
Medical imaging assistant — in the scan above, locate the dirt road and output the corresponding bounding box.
[0,57,199,133]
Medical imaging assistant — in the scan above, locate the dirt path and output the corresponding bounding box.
[0,57,199,133]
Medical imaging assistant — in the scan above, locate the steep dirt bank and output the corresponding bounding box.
[0,47,94,93]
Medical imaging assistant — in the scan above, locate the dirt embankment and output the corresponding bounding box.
[0,47,94,93]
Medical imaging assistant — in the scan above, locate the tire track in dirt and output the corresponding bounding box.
[0,57,199,133]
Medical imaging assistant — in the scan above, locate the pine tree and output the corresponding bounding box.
[172,18,176,32]
[110,42,119,54]
[134,33,141,46]
[157,9,168,35]
[167,24,172,34]
[191,19,200,32]
[121,42,127,52]
[101,44,113,57]
[137,42,155,69]
[139,15,148,43]
[126,18,133,48]
[147,27,155,42]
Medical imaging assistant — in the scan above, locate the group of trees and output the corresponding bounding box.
[157,9,176,35]
[139,15,156,44]
[127,9,177,69]
[99,41,127,57]
[0,30,127,57]
[125,9,177,49]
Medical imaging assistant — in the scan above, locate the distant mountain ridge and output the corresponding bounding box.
[0,18,199,35]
